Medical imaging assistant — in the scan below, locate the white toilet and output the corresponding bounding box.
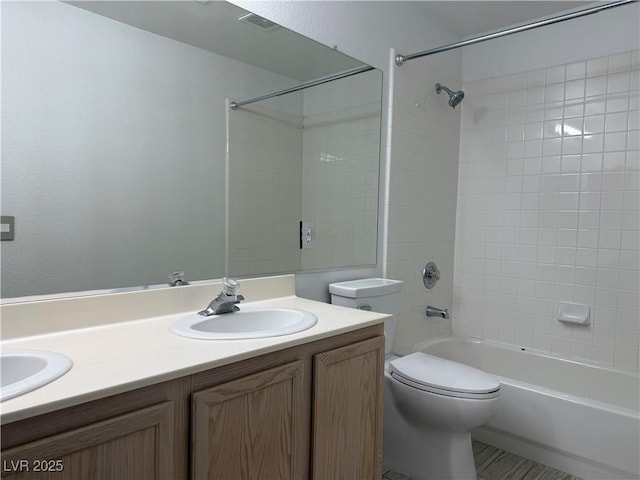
[329,278,501,480]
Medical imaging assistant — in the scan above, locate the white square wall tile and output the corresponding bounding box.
[584,115,605,135]
[586,76,607,98]
[565,101,585,118]
[605,112,629,133]
[608,52,632,73]
[607,72,631,94]
[583,134,604,154]
[581,153,603,173]
[566,61,586,80]
[576,267,597,286]
[528,70,546,88]
[604,132,628,152]
[602,170,626,188]
[597,248,621,269]
[545,83,565,103]
[587,57,608,77]
[592,345,615,366]
[608,95,631,114]
[546,65,565,84]
[614,347,639,370]
[565,79,585,100]
[599,230,622,249]
[621,230,640,250]
[585,96,607,116]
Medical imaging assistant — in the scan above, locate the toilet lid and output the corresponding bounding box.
[390,353,500,398]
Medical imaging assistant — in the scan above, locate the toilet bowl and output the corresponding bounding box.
[328,278,500,480]
[384,353,500,480]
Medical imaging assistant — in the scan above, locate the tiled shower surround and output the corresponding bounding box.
[453,50,639,370]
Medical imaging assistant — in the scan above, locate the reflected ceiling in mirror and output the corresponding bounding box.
[1,1,382,300]
[68,1,364,82]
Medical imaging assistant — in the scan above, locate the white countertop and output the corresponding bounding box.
[1,294,388,424]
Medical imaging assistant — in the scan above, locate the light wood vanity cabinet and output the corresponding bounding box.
[191,360,307,480]
[312,337,384,480]
[1,325,384,480]
[1,402,176,479]
[1,378,189,480]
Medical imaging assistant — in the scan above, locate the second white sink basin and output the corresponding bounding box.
[1,349,73,402]
[171,306,317,340]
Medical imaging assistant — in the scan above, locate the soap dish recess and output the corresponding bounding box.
[557,302,590,325]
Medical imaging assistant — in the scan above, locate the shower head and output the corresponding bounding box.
[435,83,465,109]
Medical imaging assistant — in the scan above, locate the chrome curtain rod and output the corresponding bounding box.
[395,0,637,66]
[230,65,374,110]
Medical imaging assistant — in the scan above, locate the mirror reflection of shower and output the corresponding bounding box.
[435,83,465,109]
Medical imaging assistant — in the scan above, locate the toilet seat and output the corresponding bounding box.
[389,353,500,399]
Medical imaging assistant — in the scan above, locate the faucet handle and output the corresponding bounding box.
[222,277,240,295]
[422,262,440,289]
[169,271,185,286]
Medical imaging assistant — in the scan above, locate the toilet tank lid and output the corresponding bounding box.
[329,278,403,298]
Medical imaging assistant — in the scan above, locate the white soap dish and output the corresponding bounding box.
[557,302,590,325]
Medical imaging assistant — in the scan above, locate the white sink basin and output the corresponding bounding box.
[171,306,317,340]
[1,349,73,402]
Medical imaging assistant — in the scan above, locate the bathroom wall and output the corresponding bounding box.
[454,49,639,370]
[2,1,298,297]
[386,51,462,355]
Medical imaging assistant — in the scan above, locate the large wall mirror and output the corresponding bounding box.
[1,1,382,299]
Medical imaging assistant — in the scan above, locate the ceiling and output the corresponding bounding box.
[67,1,365,82]
[69,1,597,82]
[416,1,594,38]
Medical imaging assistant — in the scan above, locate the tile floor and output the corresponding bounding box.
[382,441,583,480]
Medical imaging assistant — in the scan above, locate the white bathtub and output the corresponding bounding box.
[417,336,640,480]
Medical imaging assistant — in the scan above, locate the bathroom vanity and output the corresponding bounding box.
[0,276,386,479]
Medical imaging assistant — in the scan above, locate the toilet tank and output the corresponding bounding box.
[329,278,403,354]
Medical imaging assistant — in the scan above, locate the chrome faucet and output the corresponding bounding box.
[198,277,245,316]
[426,306,449,319]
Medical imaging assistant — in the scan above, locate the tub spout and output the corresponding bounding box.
[426,306,449,319]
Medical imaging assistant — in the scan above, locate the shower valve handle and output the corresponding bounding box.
[423,262,440,289]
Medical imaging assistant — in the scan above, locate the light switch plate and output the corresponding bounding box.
[301,221,315,249]
[1,216,14,241]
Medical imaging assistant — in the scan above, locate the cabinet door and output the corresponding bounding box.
[191,360,306,480]
[1,402,174,480]
[312,336,384,480]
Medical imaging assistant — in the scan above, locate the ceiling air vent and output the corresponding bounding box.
[238,13,280,32]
